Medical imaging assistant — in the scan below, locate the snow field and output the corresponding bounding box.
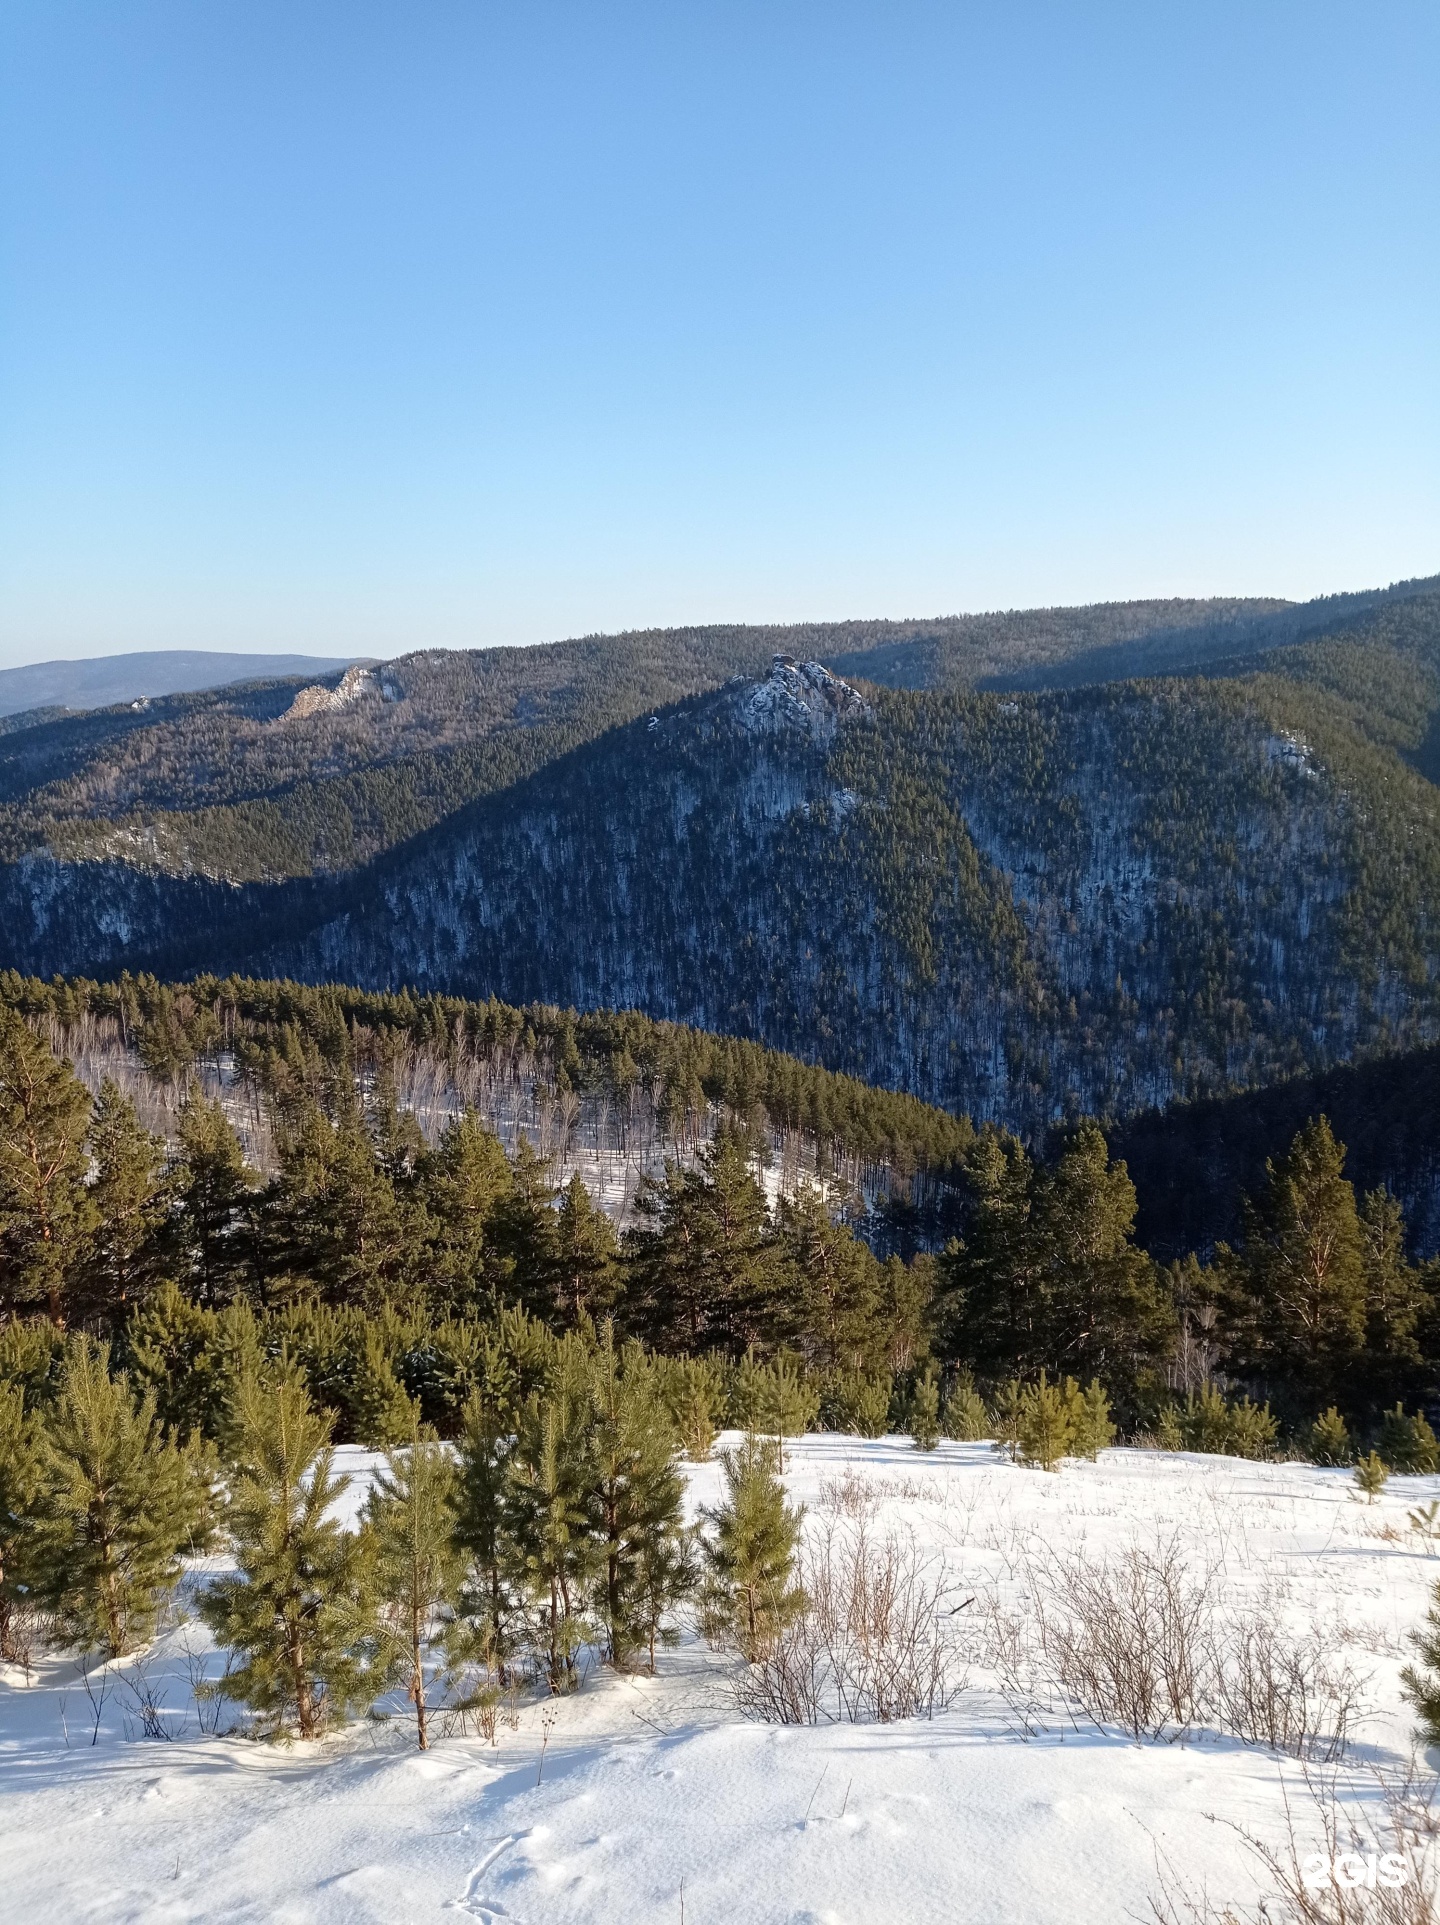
[3,1436,1440,1924]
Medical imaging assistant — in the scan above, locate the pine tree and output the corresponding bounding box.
[368,1068,425,1188]
[1353,1451,1389,1504]
[1308,1406,1352,1465]
[755,1353,820,1468]
[1231,1118,1367,1406]
[451,1389,519,1684]
[505,1361,598,1693]
[79,1080,171,1322]
[665,1356,724,1462]
[200,1366,377,1739]
[367,1421,463,1750]
[421,1112,513,1309]
[265,1094,410,1309]
[125,1285,265,1443]
[587,1337,690,1672]
[1065,1379,1115,1460]
[1016,1375,1072,1472]
[701,1434,805,1660]
[1358,1188,1426,1404]
[0,1381,42,1662]
[772,1183,882,1369]
[626,1127,774,1356]
[633,1499,699,1674]
[1378,1405,1440,1475]
[878,1253,936,1377]
[488,1138,558,1320]
[174,1096,255,1306]
[936,1134,1041,1378]
[33,1341,211,1657]
[940,1371,989,1442]
[909,1366,941,1452]
[0,1010,94,1323]
[551,1174,618,1328]
[346,1327,420,1448]
[1033,1125,1174,1386]
[1402,1581,1440,1743]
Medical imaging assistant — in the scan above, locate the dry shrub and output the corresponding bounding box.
[1039,1538,1213,1740]
[817,1469,880,1522]
[1214,1615,1363,1764]
[1146,1765,1440,1923]
[736,1520,964,1726]
[1024,1540,1366,1758]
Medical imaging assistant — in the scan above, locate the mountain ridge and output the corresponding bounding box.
[0,648,366,718]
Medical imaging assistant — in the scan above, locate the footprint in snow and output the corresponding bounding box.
[450,1833,528,1922]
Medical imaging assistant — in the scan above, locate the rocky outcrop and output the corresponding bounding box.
[281,664,379,722]
[737,657,871,742]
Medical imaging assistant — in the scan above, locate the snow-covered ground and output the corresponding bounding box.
[4,1436,1440,1923]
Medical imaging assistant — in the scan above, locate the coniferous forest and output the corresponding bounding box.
[3,585,1440,1775]
[5,961,1440,1748]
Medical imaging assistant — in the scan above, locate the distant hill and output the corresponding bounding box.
[1,576,1437,1143]
[0,649,365,718]
[0,599,1299,882]
[4,607,1438,1136]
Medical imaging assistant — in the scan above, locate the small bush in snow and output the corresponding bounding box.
[1308,1407,1353,1466]
[940,1372,989,1442]
[735,1520,962,1726]
[1354,1452,1390,1504]
[908,1368,941,1453]
[1022,1539,1366,1759]
[1378,1406,1440,1476]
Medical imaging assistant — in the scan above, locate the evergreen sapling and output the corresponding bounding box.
[909,1367,941,1452]
[588,1338,692,1672]
[701,1434,806,1660]
[32,1340,211,1658]
[506,1368,599,1693]
[1353,1451,1390,1504]
[0,1381,42,1663]
[367,1420,463,1750]
[201,1365,377,1739]
[1307,1406,1353,1466]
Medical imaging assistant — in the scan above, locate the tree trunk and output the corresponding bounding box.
[412,1600,428,1750]
[289,1621,315,1739]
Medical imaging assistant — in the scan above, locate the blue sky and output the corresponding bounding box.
[0,2,1435,666]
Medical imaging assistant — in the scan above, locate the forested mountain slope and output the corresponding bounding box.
[0,593,1294,882]
[1111,1036,1440,1262]
[5,635,1437,1134]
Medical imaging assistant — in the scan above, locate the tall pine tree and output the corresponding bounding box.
[550,1173,618,1328]
[587,1335,690,1672]
[1228,1117,1367,1408]
[79,1080,171,1322]
[174,1096,255,1306]
[0,1011,94,1323]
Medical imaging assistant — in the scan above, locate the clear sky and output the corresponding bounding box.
[0,2,1435,667]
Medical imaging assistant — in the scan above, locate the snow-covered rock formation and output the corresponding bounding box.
[737,656,871,742]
